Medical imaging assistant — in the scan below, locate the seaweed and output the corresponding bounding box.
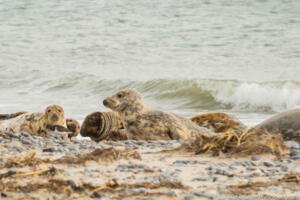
[228,173,300,196]
[53,148,141,165]
[168,128,288,157]
[0,167,57,180]
[3,151,45,168]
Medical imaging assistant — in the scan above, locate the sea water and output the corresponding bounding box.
[0,0,300,126]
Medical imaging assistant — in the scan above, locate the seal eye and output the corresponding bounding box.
[117,93,123,98]
[47,109,51,113]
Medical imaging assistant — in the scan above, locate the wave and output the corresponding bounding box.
[134,79,300,112]
[2,72,300,112]
[55,76,300,112]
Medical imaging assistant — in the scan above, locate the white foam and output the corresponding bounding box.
[209,81,300,112]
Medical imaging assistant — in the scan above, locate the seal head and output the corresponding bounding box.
[44,105,67,128]
[103,89,147,116]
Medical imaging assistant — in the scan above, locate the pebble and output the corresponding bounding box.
[217,185,225,194]
[228,164,236,170]
[251,155,261,161]
[268,186,283,192]
[173,160,189,166]
[280,164,289,172]
[166,190,178,196]
[249,171,263,177]
[94,195,110,200]
[263,161,274,167]
[184,194,196,200]
[214,168,234,177]
[135,141,144,145]
[43,148,56,152]
[128,187,148,195]
[246,167,257,171]
[291,156,300,160]
[192,177,209,181]
[194,190,219,199]
[203,190,219,199]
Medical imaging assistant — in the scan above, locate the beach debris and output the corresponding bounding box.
[190,112,247,134]
[0,178,83,194]
[53,148,141,165]
[3,150,45,168]
[90,179,189,198]
[0,176,188,199]
[228,173,300,195]
[171,129,288,157]
[80,111,128,142]
[1,148,140,170]
[0,167,57,180]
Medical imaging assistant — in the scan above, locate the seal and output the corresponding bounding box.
[0,105,68,136]
[80,111,128,142]
[103,89,216,140]
[0,109,80,138]
[254,109,300,141]
[190,112,247,134]
[66,118,81,138]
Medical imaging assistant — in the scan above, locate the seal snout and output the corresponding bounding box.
[51,113,58,121]
[103,99,108,106]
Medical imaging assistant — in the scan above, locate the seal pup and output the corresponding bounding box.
[0,105,67,136]
[254,109,300,141]
[190,112,247,134]
[0,110,80,138]
[103,89,216,140]
[80,111,128,142]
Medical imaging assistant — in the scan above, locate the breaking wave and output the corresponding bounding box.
[2,72,300,113]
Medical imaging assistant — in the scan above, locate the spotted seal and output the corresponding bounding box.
[103,89,216,140]
[190,112,247,134]
[0,105,68,136]
[254,109,300,141]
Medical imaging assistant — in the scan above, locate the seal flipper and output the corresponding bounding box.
[0,112,27,120]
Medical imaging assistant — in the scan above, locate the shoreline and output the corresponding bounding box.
[1,131,300,199]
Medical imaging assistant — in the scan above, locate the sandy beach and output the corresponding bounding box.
[1,131,300,200]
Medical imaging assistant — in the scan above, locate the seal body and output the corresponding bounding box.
[80,111,127,142]
[103,89,215,140]
[190,112,247,134]
[0,105,67,136]
[254,109,300,141]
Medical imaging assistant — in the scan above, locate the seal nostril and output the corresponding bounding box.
[103,100,108,106]
[51,114,58,121]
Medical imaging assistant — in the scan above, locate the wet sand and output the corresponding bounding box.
[0,131,300,200]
